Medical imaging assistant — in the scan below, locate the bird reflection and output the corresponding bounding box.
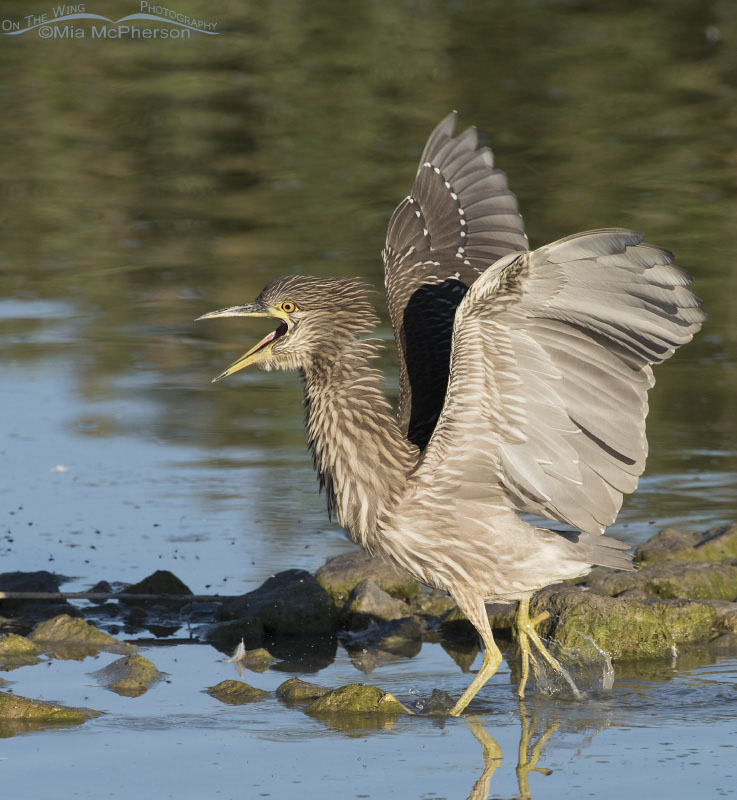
[466,703,556,800]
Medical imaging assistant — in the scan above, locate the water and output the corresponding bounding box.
[1,0,737,796]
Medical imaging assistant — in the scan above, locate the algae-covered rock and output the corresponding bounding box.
[636,523,737,564]
[0,634,41,669]
[408,587,457,619]
[587,561,737,601]
[316,552,418,604]
[91,654,162,697]
[239,647,278,673]
[531,586,718,660]
[306,684,408,714]
[342,579,410,629]
[208,570,337,650]
[0,692,100,725]
[0,634,40,657]
[276,677,331,703]
[28,614,134,659]
[206,680,269,705]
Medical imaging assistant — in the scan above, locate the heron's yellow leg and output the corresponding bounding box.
[449,597,503,717]
[515,596,559,698]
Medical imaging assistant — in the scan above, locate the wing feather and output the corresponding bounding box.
[383,112,528,451]
[411,229,705,535]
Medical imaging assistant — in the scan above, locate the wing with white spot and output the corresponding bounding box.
[383,112,528,451]
[409,229,705,535]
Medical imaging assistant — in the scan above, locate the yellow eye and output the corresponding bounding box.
[280,301,297,313]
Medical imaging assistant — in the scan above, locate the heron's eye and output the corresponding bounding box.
[280,301,297,313]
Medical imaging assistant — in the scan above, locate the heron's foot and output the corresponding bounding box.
[515,599,570,699]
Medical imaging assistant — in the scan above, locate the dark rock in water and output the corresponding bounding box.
[587,560,737,601]
[89,580,113,599]
[421,689,456,715]
[206,680,269,705]
[0,570,75,621]
[0,570,63,593]
[341,579,409,629]
[636,523,737,564]
[530,585,718,660]
[408,587,457,619]
[316,551,419,604]
[306,683,408,714]
[121,570,193,605]
[276,677,331,702]
[206,570,337,650]
[91,654,162,697]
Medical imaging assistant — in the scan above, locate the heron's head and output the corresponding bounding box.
[196,275,377,381]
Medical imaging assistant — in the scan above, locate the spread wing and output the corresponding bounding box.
[383,112,528,451]
[410,229,705,535]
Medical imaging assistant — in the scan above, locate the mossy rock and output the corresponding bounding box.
[29,614,134,659]
[316,552,419,604]
[306,684,408,714]
[636,524,737,564]
[206,680,269,705]
[532,586,718,660]
[0,692,100,724]
[276,677,331,703]
[91,654,162,697]
[0,634,41,669]
[587,561,737,601]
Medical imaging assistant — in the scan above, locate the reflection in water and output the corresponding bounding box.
[470,705,556,800]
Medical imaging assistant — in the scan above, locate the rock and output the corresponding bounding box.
[121,570,193,605]
[0,692,100,725]
[636,523,737,564]
[530,585,718,660]
[0,570,62,595]
[0,570,75,620]
[587,561,737,601]
[276,677,331,702]
[206,680,269,705]
[316,552,418,604]
[707,601,737,633]
[0,633,41,669]
[91,654,162,697]
[421,689,456,715]
[306,684,408,714]
[28,614,134,659]
[408,588,457,618]
[341,580,409,629]
[240,647,278,673]
[207,570,337,649]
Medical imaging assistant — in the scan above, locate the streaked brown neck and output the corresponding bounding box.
[302,339,418,552]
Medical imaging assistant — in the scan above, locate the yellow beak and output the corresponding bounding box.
[195,303,288,382]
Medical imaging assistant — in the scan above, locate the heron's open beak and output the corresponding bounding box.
[195,303,288,382]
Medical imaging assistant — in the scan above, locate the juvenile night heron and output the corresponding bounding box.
[197,113,704,715]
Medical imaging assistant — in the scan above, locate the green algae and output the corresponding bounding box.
[0,634,41,670]
[0,692,101,737]
[306,684,408,715]
[276,677,331,703]
[29,614,135,659]
[588,561,737,601]
[91,654,162,697]
[532,587,718,660]
[206,680,270,705]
